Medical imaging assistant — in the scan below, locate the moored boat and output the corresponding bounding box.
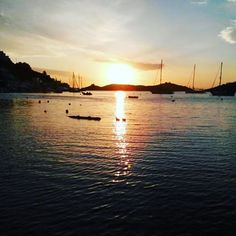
[210,62,235,96]
[68,115,101,121]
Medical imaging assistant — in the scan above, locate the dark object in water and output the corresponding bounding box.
[47,100,49,103]
[172,99,175,102]
[68,115,101,121]
[151,89,174,94]
[128,96,138,99]
[210,62,235,96]
[116,117,126,122]
[82,91,92,95]
[44,110,47,113]
[38,100,41,103]
[68,103,71,105]
[211,90,235,96]
[66,109,69,114]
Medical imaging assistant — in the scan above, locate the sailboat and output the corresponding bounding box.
[69,72,80,92]
[80,76,92,95]
[185,64,205,94]
[151,59,174,94]
[210,62,235,96]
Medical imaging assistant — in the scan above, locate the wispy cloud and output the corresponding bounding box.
[97,58,162,71]
[191,0,208,5]
[0,0,141,59]
[219,20,236,44]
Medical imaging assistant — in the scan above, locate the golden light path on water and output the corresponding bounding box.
[113,91,132,182]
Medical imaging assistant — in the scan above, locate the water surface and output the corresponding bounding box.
[0,92,236,235]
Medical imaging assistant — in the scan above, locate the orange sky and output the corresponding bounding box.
[1,0,236,89]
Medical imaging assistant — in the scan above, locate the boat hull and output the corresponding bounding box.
[68,115,101,121]
[210,91,235,96]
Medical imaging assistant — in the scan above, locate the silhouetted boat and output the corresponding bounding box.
[151,59,174,94]
[82,91,92,95]
[69,72,80,92]
[151,89,174,94]
[210,62,235,96]
[68,115,101,121]
[128,96,138,99]
[185,64,205,94]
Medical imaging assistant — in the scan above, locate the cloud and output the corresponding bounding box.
[97,58,163,71]
[227,0,236,2]
[219,20,236,44]
[191,0,208,5]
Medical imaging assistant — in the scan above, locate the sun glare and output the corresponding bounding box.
[106,64,134,84]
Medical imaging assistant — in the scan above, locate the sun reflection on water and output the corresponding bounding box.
[113,91,132,182]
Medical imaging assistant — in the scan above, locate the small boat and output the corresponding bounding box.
[151,59,174,94]
[68,115,101,121]
[151,89,174,94]
[128,96,138,99]
[82,91,92,95]
[185,64,205,94]
[210,62,235,96]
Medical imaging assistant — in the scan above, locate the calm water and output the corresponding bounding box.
[0,91,236,235]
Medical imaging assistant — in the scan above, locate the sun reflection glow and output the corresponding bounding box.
[113,91,132,182]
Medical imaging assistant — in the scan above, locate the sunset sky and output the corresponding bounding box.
[0,0,236,88]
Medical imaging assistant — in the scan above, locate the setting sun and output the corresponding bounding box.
[106,64,134,84]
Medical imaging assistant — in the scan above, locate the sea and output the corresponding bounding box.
[0,91,236,235]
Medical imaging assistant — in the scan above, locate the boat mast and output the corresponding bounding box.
[192,64,196,90]
[219,62,223,86]
[72,72,75,90]
[78,75,81,90]
[160,59,163,84]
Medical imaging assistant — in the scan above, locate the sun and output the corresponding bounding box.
[106,63,134,84]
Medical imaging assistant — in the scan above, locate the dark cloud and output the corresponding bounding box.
[96,58,163,71]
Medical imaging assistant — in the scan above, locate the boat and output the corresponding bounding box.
[151,59,174,94]
[128,96,138,99]
[69,72,80,92]
[68,115,101,121]
[82,91,92,95]
[151,89,173,94]
[210,62,235,96]
[185,64,205,94]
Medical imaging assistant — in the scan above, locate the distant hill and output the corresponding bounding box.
[0,51,70,93]
[82,82,193,93]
